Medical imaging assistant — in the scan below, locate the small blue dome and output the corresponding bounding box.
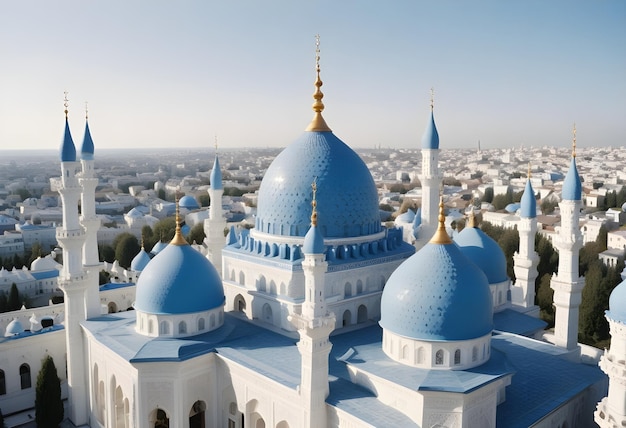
[421,110,439,150]
[211,155,223,190]
[380,242,492,341]
[179,195,200,210]
[608,280,626,324]
[134,243,224,314]
[131,249,152,272]
[150,241,168,255]
[396,209,415,223]
[454,227,508,284]
[256,131,381,238]
[562,157,582,201]
[520,180,537,218]
[81,120,95,161]
[303,224,325,254]
[505,203,520,213]
[60,117,77,162]
[413,207,422,228]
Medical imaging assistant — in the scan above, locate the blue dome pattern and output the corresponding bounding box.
[60,118,77,162]
[303,224,325,254]
[608,279,626,324]
[134,243,224,314]
[421,111,439,150]
[211,155,223,190]
[520,180,537,218]
[131,249,152,272]
[255,131,381,238]
[179,195,200,210]
[81,120,95,160]
[380,242,493,341]
[454,227,508,284]
[562,157,582,201]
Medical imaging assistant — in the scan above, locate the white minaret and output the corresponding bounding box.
[78,105,101,318]
[289,179,335,428]
[551,127,584,355]
[595,273,626,427]
[418,88,441,245]
[512,165,540,316]
[57,95,89,425]
[204,142,226,275]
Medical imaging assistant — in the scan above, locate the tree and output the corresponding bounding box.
[28,242,44,268]
[536,273,555,327]
[114,233,141,269]
[188,223,206,245]
[99,244,115,263]
[540,199,558,215]
[0,293,7,313]
[198,193,210,207]
[482,187,494,204]
[152,217,177,244]
[35,355,64,427]
[8,284,21,311]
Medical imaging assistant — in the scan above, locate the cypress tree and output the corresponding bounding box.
[7,284,20,311]
[35,355,64,427]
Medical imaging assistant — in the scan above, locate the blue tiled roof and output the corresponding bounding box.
[493,309,547,336]
[100,282,135,291]
[302,224,325,254]
[255,131,381,238]
[31,270,59,280]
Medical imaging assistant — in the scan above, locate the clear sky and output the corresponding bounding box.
[0,1,624,152]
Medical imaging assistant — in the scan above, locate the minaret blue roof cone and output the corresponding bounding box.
[60,117,77,162]
[211,155,223,190]
[520,179,537,218]
[81,120,95,160]
[421,110,439,150]
[562,156,582,201]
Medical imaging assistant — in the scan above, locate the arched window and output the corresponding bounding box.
[454,349,461,365]
[344,282,352,297]
[417,347,425,364]
[435,350,444,365]
[159,321,169,335]
[148,319,154,334]
[189,400,206,428]
[154,408,169,427]
[402,345,409,360]
[20,364,31,389]
[0,370,5,395]
[472,346,478,362]
[178,321,187,335]
[198,318,205,331]
[210,314,216,328]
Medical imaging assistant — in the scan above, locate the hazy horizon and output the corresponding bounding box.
[1,1,625,152]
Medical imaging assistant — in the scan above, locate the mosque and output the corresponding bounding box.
[0,42,624,428]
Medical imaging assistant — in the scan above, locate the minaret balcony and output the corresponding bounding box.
[56,228,85,240]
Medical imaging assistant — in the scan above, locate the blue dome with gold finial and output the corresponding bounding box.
[255,39,380,239]
[454,219,508,284]
[608,279,626,325]
[562,156,581,201]
[130,248,151,272]
[381,202,493,341]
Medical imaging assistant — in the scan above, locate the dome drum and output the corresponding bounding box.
[135,306,224,338]
[382,330,491,370]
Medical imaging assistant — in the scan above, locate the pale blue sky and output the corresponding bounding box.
[0,1,624,151]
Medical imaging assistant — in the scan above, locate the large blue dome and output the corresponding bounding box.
[454,226,509,284]
[380,241,493,341]
[134,243,224,314]
[255,131,381,238]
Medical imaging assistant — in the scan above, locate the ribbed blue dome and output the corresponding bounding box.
[134,243,224,314]
[81,120,95,161]
[131,248,152,272]
[179,195,200,210]
[520,180,537,218]
[256,131,381,238]
[562,157,581,201]
[608,279,626,324]
[380,242,493,341]
[303,224,324,254]
[211,155,223,190]
[421,111,439,150]
[60,117,77,162]
[454,227,508,284]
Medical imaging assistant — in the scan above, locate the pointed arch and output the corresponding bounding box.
[19,363,31,389]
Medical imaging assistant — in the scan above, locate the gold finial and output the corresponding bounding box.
[170,190,188,246]
[214,134,218,153]
[527,162,531,179]
[63,92,69,118]
[430,196,452,244]
[310,177,318,226]
[305,34,331,132]
[467,206,477,228]
[572,123,577,158]
[430,87,435,111]
[85,101,89,120]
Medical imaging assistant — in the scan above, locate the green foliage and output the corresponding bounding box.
[8,283,21,311]
[541,199,558,214]
[152,217,177,244]
[99,244,115,263]
[482,187,494,204]
[198,193,210,207]
[379,203,394,212]
[27,242,44,267]
[15,188,32,201]
[537,274,555,327]
[0,293,7,313]
[188,223,206,245]
[99,270,111,285]
[113,233,141,269]
[157,188,166,200]
[442,176,461,187]
[479,222,519,282]
[35,355,64,427]
[223,187,246,197]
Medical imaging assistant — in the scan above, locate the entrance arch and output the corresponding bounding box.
[189,400,206,428]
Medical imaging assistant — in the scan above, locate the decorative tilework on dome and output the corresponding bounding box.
[81,121,95,160]
[562,157,582,201]
[134,243,224,314]
[60,118,76,162]
[380,242,493,341]
[454,227,508,284]
[520,180,537,218]
[608,279,626,324]
[255,131,381,238]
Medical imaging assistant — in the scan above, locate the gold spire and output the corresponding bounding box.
[430,196,452,244]
[310,178,318,226]
[572,123,577,158]
[527,162,531,179]
[305,34,331,132]
[63,92,69,118]
[430,87,435,111]
[170,191,188,246]
[467,206,477,228]
[85,101,89,120]
[214,134,218,153]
